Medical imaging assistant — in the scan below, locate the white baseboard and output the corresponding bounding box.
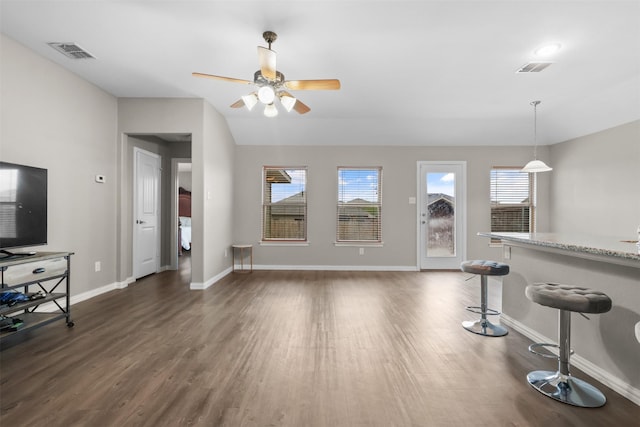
[190,266,233,290]
[33,279,132,313]
[501,314,640,406]
[251,264,419,271]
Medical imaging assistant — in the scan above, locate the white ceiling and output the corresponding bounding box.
[1,1,639,147]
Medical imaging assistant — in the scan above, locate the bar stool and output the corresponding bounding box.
[460,260,510,337]
[525,282,612,407]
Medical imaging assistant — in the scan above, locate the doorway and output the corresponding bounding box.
[171,158,192,271]
[418,161,466,270]
[133,147,161,279]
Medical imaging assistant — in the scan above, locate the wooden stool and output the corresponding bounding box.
[232,244,253,273]
[525,282,612,407]
[460,260,510,337]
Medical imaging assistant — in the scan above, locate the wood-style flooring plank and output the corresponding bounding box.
[1,262,638,426]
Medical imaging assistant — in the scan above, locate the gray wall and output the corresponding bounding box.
[549,120,640,238]
[178,171,192,192]
[1,34,118,295]
[233,145,551,269]
[117,98,235,286]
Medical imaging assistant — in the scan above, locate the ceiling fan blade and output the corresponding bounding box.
[258,46,277,80]
[284,79,341,91]
[192,72,252,85]
[230,99,245,108]
[292,99,311,114]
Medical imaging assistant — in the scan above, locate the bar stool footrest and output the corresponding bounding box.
[528,342,574,359]
[465,306,501,316]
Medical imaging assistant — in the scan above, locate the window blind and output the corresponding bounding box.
[337,167,382,242]
[262,167,307,241]
[490,167,535,236]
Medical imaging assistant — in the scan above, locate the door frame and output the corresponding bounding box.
[416,161,467,270]
[133,147,161,279]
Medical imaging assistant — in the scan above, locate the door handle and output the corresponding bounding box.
[136,220,146,224]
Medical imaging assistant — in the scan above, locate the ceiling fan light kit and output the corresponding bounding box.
[241,93,258,111]
[193,31,340,117]
[522,100,553,173]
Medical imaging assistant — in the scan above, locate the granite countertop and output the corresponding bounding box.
[477,232,640,263]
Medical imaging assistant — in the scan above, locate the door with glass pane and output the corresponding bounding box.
[418,162,466,269]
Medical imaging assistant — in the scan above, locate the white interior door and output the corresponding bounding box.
[418,161,466,270]
[134,148,161,279]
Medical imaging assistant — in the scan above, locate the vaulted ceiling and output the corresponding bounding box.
[1,1,638,146]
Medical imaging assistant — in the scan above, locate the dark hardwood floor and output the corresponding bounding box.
[1,257,638,426]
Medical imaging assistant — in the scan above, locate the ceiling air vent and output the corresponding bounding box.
[47,42,95,59]
[516,62,552,73]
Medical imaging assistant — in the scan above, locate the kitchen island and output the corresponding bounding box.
[478,232,640,405]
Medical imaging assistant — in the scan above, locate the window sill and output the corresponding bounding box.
[334,242,384,247]
[260,241,310,247]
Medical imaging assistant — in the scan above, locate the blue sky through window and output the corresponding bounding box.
[269,169,306,203]
[427,172,455,196]
[338,168,380,203]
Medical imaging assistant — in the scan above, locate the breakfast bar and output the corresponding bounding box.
[478,232,640,405]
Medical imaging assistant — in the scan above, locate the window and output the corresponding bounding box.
[337,167,382,242]
[262,167,307,241]
[490,167,535,239]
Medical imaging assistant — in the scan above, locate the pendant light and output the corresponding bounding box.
[522,100,552,173]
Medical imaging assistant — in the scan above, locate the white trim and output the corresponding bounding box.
[259,241,309,247]
[33,280,132,313]
[252,264,418,271]
[333,242,384,247]
[190,267,233,290]
[501,314,640,406]
[416,161,467,270]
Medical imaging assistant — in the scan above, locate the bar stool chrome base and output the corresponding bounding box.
[462,319,508,337]
[527,370,607,408]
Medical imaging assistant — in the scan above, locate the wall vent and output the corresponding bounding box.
[516,62,552,73]
[47,42,95,59]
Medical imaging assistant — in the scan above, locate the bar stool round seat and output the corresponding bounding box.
[460,260,510,337]
[525,282,612,408]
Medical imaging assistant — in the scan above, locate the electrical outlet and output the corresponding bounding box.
[224,249,228,257]
[95,261,101,272]
[359,248,365,255]
[503,246,511,260]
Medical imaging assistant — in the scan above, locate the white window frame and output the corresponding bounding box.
[490,166,536,243]
[336,166,382,244]
[262,166,307,242]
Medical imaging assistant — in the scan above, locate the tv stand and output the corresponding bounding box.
[0,250,37,260]
[1,252,74,340]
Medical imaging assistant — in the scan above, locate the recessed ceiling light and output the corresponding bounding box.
[534,43,561,57]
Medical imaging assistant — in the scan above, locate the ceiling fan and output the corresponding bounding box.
[193,31,341,117]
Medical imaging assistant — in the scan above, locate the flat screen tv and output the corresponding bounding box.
[0,161,48,258]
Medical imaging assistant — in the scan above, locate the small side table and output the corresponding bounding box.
[232,244,253,273]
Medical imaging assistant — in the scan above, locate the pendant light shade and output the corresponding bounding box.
[522,159,552,173]
[522,100,552,173]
